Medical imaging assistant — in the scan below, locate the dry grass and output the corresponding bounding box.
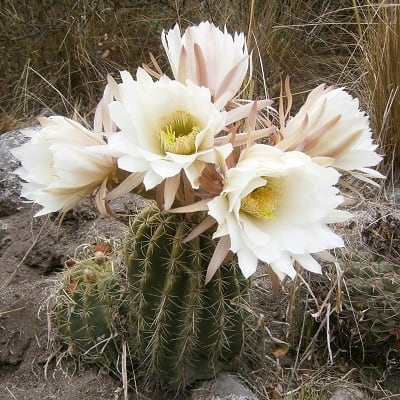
[354,1,400,184]
[0,0,359,130]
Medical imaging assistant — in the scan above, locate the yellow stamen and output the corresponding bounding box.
[241,178,281,219]
[158,110,201,155]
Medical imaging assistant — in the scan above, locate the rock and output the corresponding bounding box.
[191,373,258,400]
[390,184,400,204]
[328,386,367,400]
[0,128,34,217]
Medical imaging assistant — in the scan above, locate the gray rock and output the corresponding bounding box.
[0,128,35,217]
[191,373,258,400]
[390,184,400,204]
[328,386,367,400]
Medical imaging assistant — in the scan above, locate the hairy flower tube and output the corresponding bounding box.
[206,144,349,282]
[161,21,249,106]
[11,116,116,216]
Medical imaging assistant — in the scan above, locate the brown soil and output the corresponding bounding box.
[0,199,137,400]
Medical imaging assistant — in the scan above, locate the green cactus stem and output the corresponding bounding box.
[292,261,400,363]
[338,262,400,361]
[125,205,252,389]
[53,255,124,372]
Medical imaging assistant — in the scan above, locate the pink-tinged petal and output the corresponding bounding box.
[356,167,385,178]
[193,43,208,87]
[162,21,250,105]
[225,99,272,125]
[293,254,322,274]
[276,114,309,152]
[169,199,210,214]
[182,215,216,243]
[205,235,231,284]
[177,47,187,82]
[243,100,258,140]
[215,55,249,100]
[314,250,336,263]
[11,116,116,216]
[270,253,297,279]
[95,179,114,218]
[222,127,277,148]
[311,156,335,167]
[213,90,235,110]
[106,73,121,101]
[163,174,181,210]
[106,172,145,201]
[281,84,383,180]
[94,79,117,134]
[184,160,206,189]
[206,143,349,280]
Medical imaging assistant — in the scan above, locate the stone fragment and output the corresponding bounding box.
[191,373,258,400]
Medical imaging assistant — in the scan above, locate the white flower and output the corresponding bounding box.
[11,116,116,216]
[162,21,249,106]
[278,84,383,182]
[207,144,349,282]
[106,69,232,209]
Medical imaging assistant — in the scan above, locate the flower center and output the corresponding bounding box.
[158,110,201,155]
[240,178,281,219]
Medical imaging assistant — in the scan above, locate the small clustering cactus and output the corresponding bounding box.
[53,255,125,373]
[124,206,252,389]
[294,261,400,363]
[336,262,400,361]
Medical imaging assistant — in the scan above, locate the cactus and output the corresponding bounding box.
[53,255,124,372]
[336,262,400,361]
[294,261,400,363]
[124,205,252,389]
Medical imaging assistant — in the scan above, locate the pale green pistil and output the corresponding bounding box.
[158,110,201,155]
[241,181,281,219]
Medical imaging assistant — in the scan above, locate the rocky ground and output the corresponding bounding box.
[0,129,263,400]
[0,129,399,400]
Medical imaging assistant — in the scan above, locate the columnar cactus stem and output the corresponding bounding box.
[125,205,252,389]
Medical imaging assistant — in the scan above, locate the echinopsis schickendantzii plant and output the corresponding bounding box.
[12,20,384,391]
[124,205,251,389]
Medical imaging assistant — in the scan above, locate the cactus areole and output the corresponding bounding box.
[125,206,252,389]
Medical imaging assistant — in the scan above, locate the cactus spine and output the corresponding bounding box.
[294,261,400,363]
[337,262,400,360]
[125,206,252,389]
[53,256,124,372]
